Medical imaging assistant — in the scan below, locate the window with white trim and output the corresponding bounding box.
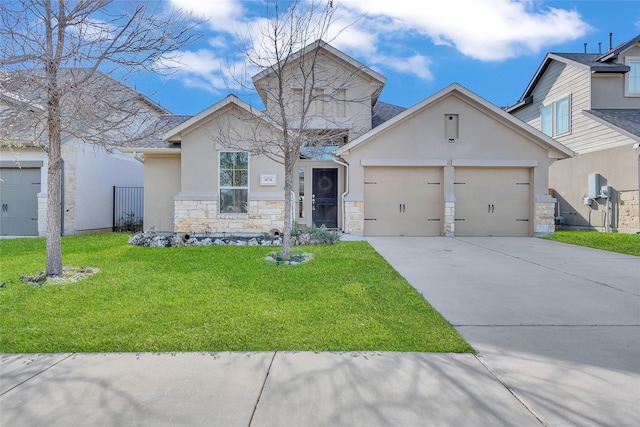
[219,152,248,213]
[540,95,570,137]
[540,104,552,136]
[626,57,640,96]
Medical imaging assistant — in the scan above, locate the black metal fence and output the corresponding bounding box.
[113,186,144,232]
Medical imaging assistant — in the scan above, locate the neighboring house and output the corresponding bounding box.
[507,35,640,233]
[127,41,572,237]
[0,71,167,236]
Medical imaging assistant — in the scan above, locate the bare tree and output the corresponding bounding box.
[215,0,368,260]
[0,0,202,276]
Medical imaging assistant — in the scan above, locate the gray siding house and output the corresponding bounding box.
[507,35,640,233]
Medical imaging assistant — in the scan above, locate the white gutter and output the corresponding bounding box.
[133,152,144,163]
[331,155,349,233]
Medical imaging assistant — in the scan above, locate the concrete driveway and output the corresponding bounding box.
[367,236,640,427]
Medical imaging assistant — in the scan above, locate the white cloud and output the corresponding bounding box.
[377,54,433,80]
[339,0,591,61]
[166,48,240,93]
[169,0,246,32]
[162,0,591,90]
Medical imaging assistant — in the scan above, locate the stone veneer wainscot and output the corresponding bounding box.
[174,195,285,234]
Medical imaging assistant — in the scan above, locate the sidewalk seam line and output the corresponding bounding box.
[474,354,549,427]
[248,351,277,427]
[1,353,75,396]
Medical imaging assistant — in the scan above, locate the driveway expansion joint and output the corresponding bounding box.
[1,353,75,396]
[474,354,549,426]
[248,351,276,426]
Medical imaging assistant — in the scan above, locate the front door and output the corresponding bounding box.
[312,168,338,228]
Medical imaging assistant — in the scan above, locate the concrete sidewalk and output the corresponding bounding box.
[1,351,541,426]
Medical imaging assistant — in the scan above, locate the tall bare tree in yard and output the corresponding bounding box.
[217,0,363,260]
[0,0,201,276]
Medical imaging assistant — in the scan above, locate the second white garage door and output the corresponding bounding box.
[364,167,442,236]
[454,167,531,237]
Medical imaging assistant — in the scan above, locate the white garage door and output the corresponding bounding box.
[454,168,531,237]
[0,167,41,236]
[364,167,442,236]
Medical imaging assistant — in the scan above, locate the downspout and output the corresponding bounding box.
[331,155,349,233]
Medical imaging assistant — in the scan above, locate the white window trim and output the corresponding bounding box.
[540,94,571,137]
[624,56,640,97]
[540,104,553,136]
[219,151,249,215]
[554,95,571,136]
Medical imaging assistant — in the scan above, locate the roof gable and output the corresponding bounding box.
[508,35,640,110]
[161,95,278,142]
[251,39,386,86]
[336,83,573,158]
[251,40,386,106]
[596,34,640,62]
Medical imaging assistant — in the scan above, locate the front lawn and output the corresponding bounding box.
[0,234,473,353]
[544,230,640,256]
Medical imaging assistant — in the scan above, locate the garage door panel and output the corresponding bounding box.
[0,168,40,236]
[455,168,531,237]
[364,167,442,236]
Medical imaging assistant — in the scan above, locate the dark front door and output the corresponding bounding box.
[312,168,338,228]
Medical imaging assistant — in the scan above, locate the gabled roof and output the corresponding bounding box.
[125,114,192,150]
[372,101,406,128]
[583,109,640,142]
[507,35,640,112]
[596,34,640,62]
[0,68,169,115]
[335,83,574,158]
[161,94,279,143]
[251,39,387,106]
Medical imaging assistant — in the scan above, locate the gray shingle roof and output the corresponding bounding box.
[372,101,406,128]
[128,114,192,149]
[552,53,629,72]
[585,109,640,140]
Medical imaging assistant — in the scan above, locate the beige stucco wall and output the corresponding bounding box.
[339,92,563,236]
[342,94,555,196]
[143,153,180,233]
[254,50,383,142]
[550,144,640,233]
[178,106,285,197]
[171,104,289,234]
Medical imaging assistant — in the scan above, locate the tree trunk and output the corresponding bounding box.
[282,158,294,260]
[45,139,63,276]
[45,72,63,276]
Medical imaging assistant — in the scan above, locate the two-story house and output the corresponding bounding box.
[0,71,165,236]
[507,35,640,233]
[129,40,572,237]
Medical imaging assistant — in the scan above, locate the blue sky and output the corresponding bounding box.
[140,0,640,115]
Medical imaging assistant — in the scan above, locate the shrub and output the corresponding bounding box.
[290,222,341,245]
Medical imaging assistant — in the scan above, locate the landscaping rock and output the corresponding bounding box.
[127,230,330,248]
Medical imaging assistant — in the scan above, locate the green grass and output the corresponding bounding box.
[543,230,640,256]
[0,233,473,354]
